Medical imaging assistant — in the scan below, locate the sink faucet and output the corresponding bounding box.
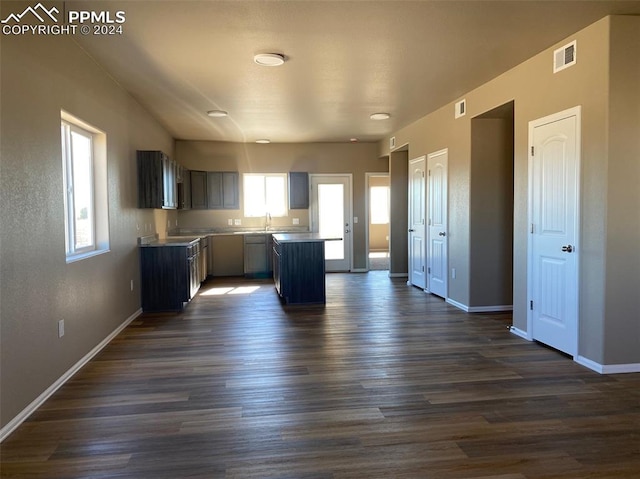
[265,212,272,231]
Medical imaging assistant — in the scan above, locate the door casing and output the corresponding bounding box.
[527,106,581,356]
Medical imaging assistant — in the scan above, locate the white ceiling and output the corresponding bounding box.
[74,1,640,144]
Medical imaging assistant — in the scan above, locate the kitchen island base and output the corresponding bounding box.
[273,235,326,305]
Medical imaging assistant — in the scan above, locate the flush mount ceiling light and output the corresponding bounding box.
[207,110,228,118]
[370,112,391,120]
[253,53,285,67]
[256,139,271,144]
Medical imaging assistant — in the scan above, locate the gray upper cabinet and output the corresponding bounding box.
[177,166,191,210]
[137,150,177,209]
[191,170,239,210]
[190,171,208,209]
[288,172,309,209]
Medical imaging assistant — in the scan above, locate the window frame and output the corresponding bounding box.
[243,173,289,218]
[61,112,110,263]
[370,185,390,225]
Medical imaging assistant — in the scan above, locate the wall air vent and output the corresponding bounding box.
[455,99,466,119]
[554,40,576,73]
[390,136,396,150]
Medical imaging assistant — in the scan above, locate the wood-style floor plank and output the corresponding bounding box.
[2,272,639,478]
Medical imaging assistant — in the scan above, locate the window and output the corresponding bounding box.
[61,112,109,261]
[243,173,288,217]
[370,186,390,224]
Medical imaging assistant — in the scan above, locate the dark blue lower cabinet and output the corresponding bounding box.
[140,245,197,312]
[273,239,325,304]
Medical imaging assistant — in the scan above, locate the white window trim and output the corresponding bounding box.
[61,111,110,263]
[243,173,289,218]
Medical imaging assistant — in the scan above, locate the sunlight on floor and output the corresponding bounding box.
[200,285,262,296]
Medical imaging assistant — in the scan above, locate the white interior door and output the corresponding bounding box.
[427,149,448,298]
[529,108,580,356]
[310,175,352,272]
[408,156,426,289]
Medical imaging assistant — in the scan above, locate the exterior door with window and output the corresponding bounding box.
[310,175,352,272]
[529,108,580,356]
[408,156,426,289]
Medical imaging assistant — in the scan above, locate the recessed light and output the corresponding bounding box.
[254,53,285,66]
[370,112,390,120]
[207,110,228,117]
[256,139,271,144]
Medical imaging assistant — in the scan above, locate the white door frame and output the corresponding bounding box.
[309,173,354,272]
[526,106,581,354]
[407,156,427,289]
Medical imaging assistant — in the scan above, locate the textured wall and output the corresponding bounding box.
[0,32,174,428]
[378,17,639,365]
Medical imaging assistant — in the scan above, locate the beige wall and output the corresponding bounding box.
[389,149,408,275]
[0,32,175,428]
[470,111,514,307]
[604,16,640,364]
[175,141,387,270]
[379,16,640,365]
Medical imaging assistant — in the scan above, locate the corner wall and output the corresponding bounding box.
[379,16,640,366]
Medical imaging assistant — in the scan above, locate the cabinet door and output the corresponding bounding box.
[222,172,239,209]
[162,155,177,209]
[207,172,239,210]
[288,172,309,209]
[190,171,208,209]
[137,151,163,208]
[244,235,268,275]
[206,172,223,208]
[178,167,191,210]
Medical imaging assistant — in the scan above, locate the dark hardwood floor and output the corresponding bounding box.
[2,272,639,478]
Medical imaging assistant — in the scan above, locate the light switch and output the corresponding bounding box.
[292,218,299,225]
[354,217,358,223]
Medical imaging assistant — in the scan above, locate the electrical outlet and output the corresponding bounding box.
[234,219,241,226]
[228,219,233,226]
[58,319,65,338]
[292,218,299,225]
[130,279,134,292]
[354,217,358,223]
[451,268,456,279]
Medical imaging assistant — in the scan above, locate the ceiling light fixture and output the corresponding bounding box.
[254,53,285,67]
[207,110,228,117]
[370,112,391,120]
[256,139,271,144]
[350,138,359,143]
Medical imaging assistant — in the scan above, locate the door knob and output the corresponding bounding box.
[438,232,446,237]
[561,245,573,253]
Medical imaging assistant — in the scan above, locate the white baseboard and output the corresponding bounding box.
[575,356,640,374]
[0,308,142,443]
[467,305,513,313]
[389,272,408,278]
[445,298,468,311]
[445,299,513,313]
[509,326,532,341]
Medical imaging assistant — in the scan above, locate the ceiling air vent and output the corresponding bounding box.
[455,99,466,119]
[390,136,396,150]
[554,40,576,73]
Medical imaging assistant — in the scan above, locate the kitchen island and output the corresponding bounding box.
[272,233,331,305]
